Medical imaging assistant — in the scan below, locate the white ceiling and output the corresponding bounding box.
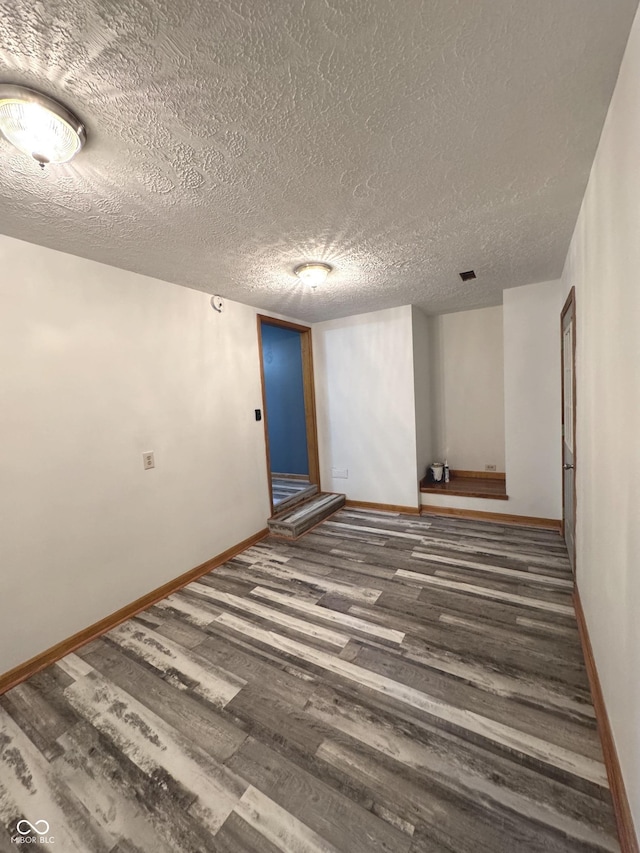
[0,0,637,322]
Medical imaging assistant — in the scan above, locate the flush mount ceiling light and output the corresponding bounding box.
[0,85,86,167]
[293,262,332,288]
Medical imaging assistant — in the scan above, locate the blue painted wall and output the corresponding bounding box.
[261,324,309,476]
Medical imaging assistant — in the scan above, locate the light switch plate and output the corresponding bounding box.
[332,468,348,479]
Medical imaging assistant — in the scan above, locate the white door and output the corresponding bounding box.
[561,290,576,571]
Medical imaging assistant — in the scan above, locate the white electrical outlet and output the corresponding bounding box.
[485,464,497,472]
[332,468,348,479]
[143,452,155,470]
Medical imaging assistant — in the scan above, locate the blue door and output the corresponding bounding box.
[261,323,309,476]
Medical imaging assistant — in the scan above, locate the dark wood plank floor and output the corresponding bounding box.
[0,510,619,852]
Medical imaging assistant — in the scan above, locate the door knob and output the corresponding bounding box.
[563,463,574,470]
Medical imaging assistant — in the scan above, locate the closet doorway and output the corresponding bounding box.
[257,316,320,514]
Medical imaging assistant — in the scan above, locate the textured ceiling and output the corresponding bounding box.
[0,0,637,322]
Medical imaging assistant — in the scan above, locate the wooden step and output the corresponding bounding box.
[420,474,508,501]
[268,492,345,538]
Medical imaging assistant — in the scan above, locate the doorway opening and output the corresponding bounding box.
[257,315,320,515]
[561,288,577,572]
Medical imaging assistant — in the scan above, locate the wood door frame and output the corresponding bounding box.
[257,315,321,514]
[560,287,577,569]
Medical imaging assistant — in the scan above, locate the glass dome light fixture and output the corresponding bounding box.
[294,262,332,289]
[0,84,86,168]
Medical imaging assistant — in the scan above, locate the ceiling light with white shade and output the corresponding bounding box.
[0,85,86,167]
[294,262,332,288]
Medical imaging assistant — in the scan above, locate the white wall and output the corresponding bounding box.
[502,280,564,518]
[411,306,433,480]
[0,235,271,674]
[422,280,563,521]
[429,306,505,472]
[562,5,640,835]
[314,306,419,508]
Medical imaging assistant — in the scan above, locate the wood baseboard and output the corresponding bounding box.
[0,527,268,696]
[451,469,506,481]
[345,499,421,515]
[574,588,639,853]
[421,504,561,530]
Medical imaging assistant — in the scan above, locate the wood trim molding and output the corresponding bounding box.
[421,504,561,530]
[0,527,269,696]
[450,469,506,481]
[256,314,312,334]
[300,327,321,489]
[574,587,639,853]
[345,499,421,515]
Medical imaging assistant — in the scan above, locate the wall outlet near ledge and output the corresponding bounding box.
[332,468,348,479]
[485,464,497,472]
[143,452,155,470]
